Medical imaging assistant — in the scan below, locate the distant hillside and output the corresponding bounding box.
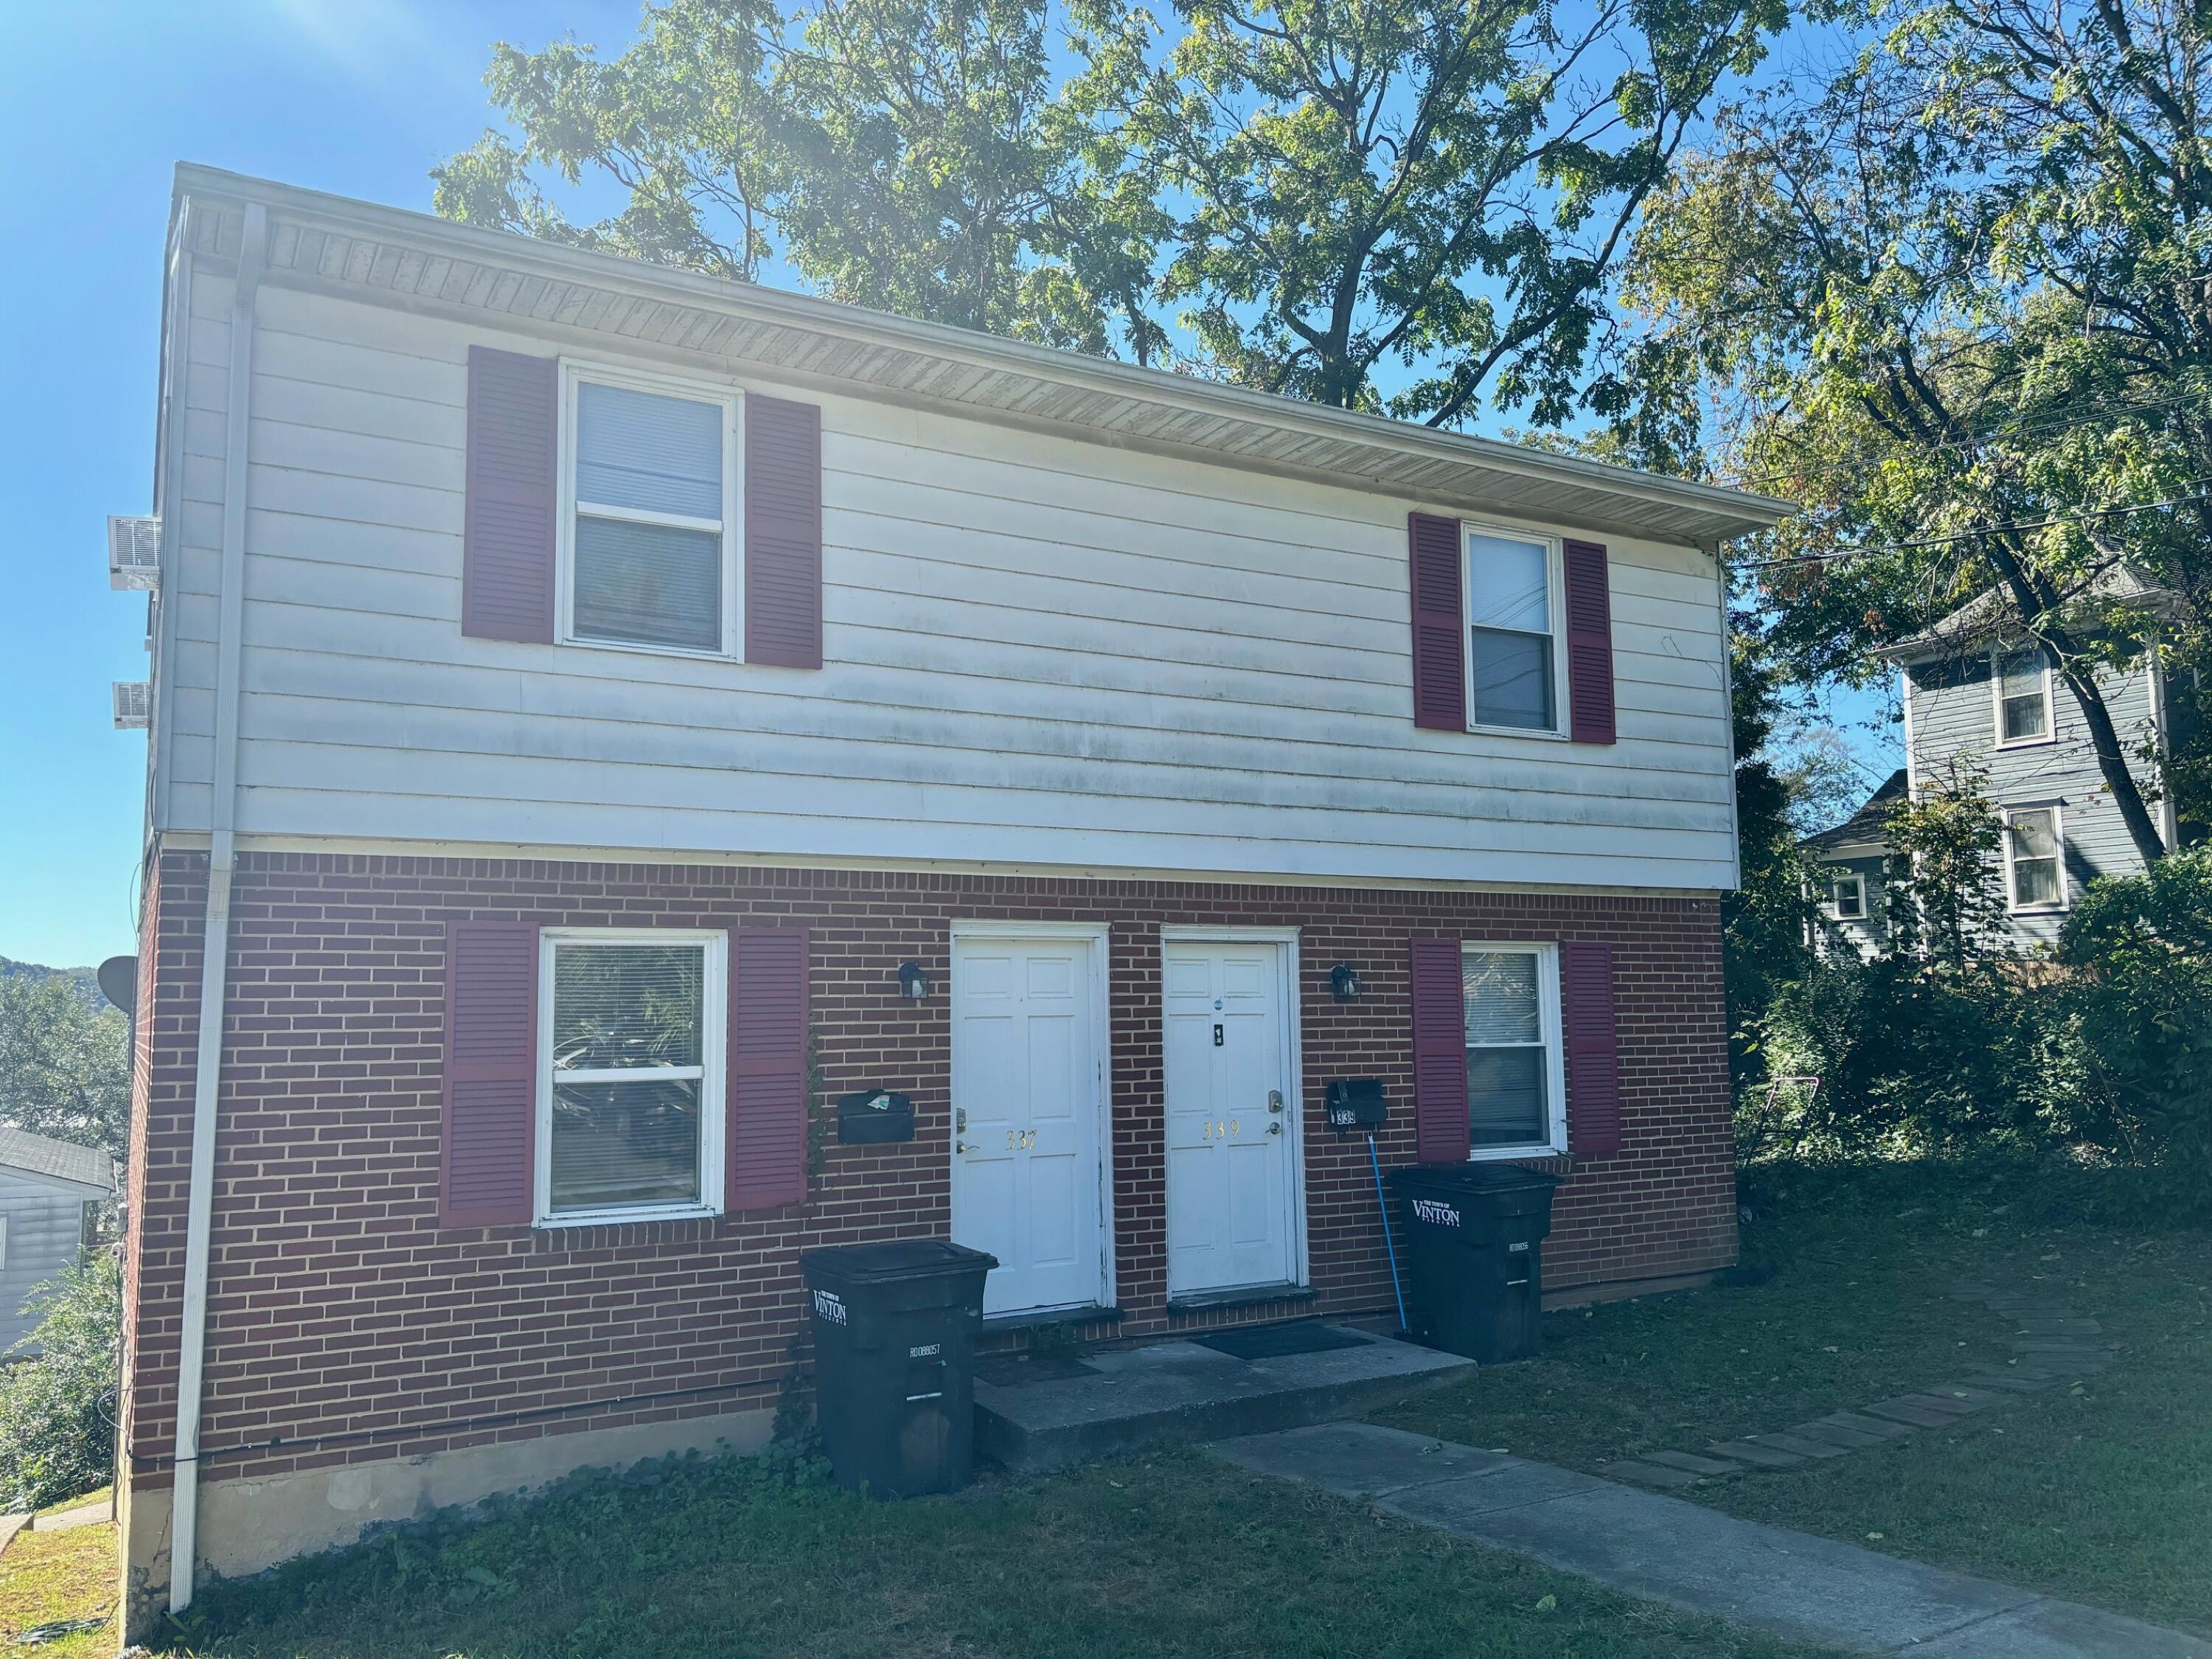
[0,958,105,1011]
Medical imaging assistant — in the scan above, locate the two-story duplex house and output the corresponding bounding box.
[1802,572,2193,953]
[108,166,1791,1625]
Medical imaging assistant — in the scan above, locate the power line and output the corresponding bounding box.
[1733,488,2212,572]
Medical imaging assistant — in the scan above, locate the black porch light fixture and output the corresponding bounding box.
[896,961,934,1000]
[1329,963,1363,1002]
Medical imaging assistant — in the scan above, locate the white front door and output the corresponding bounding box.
[1164,938,1301,1298]
[950,931,1108,1318]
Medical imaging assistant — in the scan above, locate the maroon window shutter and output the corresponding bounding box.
[462,347,557,644]
[1408,512,1465,730]
[728,928,810,1211]
[745,396,824,668]
[1562,941,1622,1155]
[440,921,539,1227]
[1409,937,1470,1163]
[1564,538,1616,744]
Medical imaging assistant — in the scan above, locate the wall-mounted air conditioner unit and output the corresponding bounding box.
[108,516,161,591]
[113,681,150,730]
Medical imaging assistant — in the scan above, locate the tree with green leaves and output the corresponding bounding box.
[435,0,1166,358]
[0,977,128,1165]
[439,0,1780,423]
[1105,0,1782,421]
[1622,0,2212,865]
[1880,759,2009,973]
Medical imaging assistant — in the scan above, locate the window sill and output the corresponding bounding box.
[1469,1142,1565,1164]
[1994,734,2059,751]
[1464,723,1570,742]
[556,632,742,667]
[535,1202,722,1231]
[2006,904,2069,917]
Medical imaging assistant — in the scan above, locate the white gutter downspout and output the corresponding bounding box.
[170,199,265,1616]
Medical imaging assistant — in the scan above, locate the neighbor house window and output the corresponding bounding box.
[1994,646,2053,745]
[1464,528,1562,732]
[563,368,740,656]
[1462,944,1566,1155]
[2004,807,2067,911]
[537,930,726,1225]
[1826,870,1866,919]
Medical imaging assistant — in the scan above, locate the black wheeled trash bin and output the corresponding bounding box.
[1385,1163,1560,1362]
[800,1239,996,1497]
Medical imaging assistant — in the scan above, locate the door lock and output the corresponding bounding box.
[956,1107,967,1132]
[1267,1089,1284,1114]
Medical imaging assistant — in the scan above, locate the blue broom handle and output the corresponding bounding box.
[1369,1131,1408,1333]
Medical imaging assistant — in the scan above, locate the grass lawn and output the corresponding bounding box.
[162,1451,1838,1659]
[0,1520,115,1658]
[1375,1159,2212,1637]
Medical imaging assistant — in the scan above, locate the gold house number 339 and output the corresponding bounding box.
[1201,1119,1242,1140]
[1004,1128,1037,1150]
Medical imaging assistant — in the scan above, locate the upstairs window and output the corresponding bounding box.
[538,930,726,1225]
[564,371,739,656]
[1995,647,2053,745]
[2004,807,2066,911]
[1464,529,1563,733]
[1462,944,1565,1155]
[1826,870,1866,919]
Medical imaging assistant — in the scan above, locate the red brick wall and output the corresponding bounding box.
[122,849,1735,1491]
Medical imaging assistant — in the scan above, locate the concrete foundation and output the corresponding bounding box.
[119,1403,776,1641]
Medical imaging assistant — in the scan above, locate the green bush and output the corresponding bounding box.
[0,1250,120,1511]
[2060,845,2212,1214]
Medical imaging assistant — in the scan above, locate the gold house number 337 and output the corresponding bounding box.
[1004,1128,1037,1151]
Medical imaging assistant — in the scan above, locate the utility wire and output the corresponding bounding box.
[1732,488,2212,572]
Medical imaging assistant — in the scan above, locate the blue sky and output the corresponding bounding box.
[0,1,639,970]
[0,0,1894,970]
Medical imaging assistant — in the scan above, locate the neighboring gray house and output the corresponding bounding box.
[1801,572,2192,953]
[0,1128,116,1355]
[1802,768,1905,956]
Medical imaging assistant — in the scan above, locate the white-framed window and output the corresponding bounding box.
[1993,644,2054,747]
[559,363,742,659]
[535,928,726,1227]
[1826,870,1866,920]
[1461,942,1568,1158]
[2003,805,2068,912]
[1464,524,1567,735]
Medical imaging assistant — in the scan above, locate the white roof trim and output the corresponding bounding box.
[170,164,1794,547]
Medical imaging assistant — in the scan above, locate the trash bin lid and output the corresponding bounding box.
[801,1238,998,1284]
[1386,1161,1561,1200]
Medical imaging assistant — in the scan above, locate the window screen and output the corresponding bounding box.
[546,941,707,1214]
[1998,649,2050,742]
[1465,532,1557,731]
[1829,872,1865,919]
[571,380,726,651]
[1463,948,1552,1150]
[2008,810,2063,908]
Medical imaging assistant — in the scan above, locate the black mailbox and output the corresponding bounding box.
[1324,1078,1388,1134]
[836,1088,916,1144]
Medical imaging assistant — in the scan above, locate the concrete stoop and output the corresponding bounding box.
[973,1324,1473,1472]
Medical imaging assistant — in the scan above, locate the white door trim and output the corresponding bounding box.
[1158,925,1308,1291]
[948,919,1116,1313]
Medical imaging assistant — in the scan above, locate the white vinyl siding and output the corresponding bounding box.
[156,282,1739,892]
[0,1175,101,1355]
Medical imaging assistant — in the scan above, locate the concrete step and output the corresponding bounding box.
[974,1324,1475,1474]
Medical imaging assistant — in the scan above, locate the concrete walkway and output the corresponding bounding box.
[1217,1422,2207,1658]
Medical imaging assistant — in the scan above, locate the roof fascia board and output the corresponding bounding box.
[174,163,1794,544]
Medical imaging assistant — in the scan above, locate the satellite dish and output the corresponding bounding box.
[97,956,137,1018]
